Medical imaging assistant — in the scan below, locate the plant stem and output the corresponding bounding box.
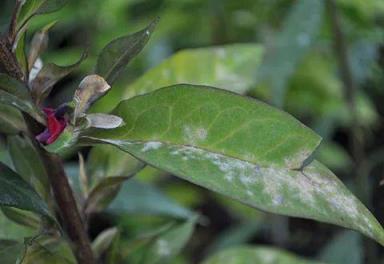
[326,0,362,171]
[23,114,96,264]
[41,151,96,264]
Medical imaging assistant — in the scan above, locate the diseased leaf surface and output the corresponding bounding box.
[85,85,384,245]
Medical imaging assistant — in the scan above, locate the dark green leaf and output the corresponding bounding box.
[84,85,384,245]
[0,104,26,134]
[8,135,50,200]
[0,240,24,264]
[0,162,50,217]
[95,18,158,84]
[0,73,29,99]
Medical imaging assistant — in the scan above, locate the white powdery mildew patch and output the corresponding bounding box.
[284,148,312,169]
[155,239,171,256]
[137,142,374,235]
[183,126,208,144]
[141,141,163,152]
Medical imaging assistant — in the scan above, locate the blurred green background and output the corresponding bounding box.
[1,0,384,263]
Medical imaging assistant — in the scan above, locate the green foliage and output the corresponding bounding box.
[0,0,383,263]
[202,246,324,264]
[0,162,50,218]
[95,18,159,84]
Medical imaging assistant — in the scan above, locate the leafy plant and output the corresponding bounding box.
[0,0,383,263]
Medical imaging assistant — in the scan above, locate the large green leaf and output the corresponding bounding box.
[95,18,158,84]
[202,246,324,264]
[123,44,263,100]
[0,162,50,218]
[84,85,384,245]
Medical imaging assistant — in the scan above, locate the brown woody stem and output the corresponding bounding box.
[23,115,96,264]
[41,151,96,264]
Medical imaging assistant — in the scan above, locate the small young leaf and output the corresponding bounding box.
[0,162,50,217]
[127,217,197,264]
[31,52,86,105]
[14,31,28,78]
[73,74,110,120]
[1,207,41,229]
[28,21,57,71]
[19,0,67,26]
[35,0,68,15]
[87,144,143,187]
[95,18,159,84]
[91,227,118,258]
[84,85,384,245]
[85,113,124,129]
[202,246,323,264]
[85,176,129,214]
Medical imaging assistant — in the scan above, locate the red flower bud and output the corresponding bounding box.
[36,107,67,144]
